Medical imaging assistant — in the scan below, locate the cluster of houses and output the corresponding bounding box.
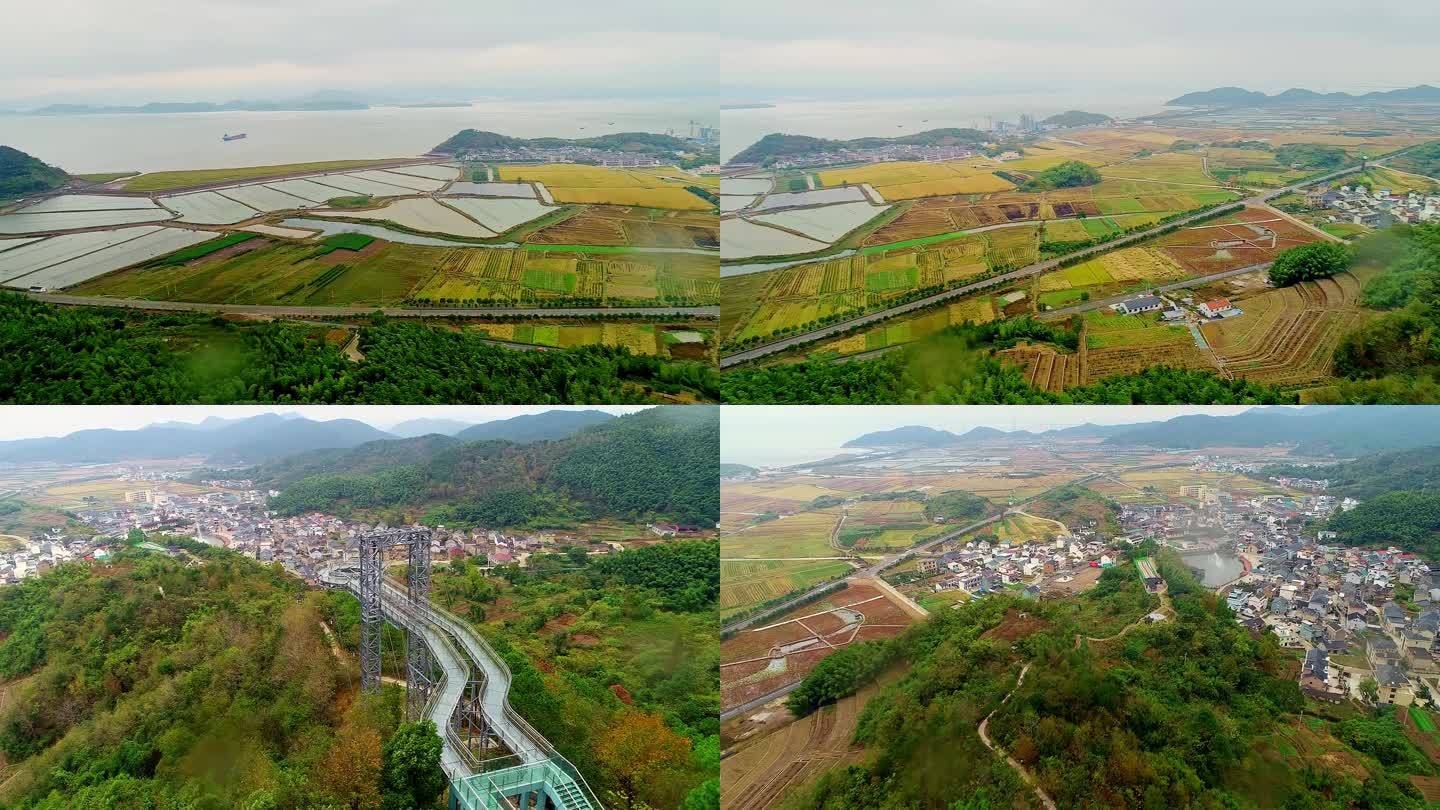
[733,143,984,172]
[1225,538,1440,707]
[1306,182,1440,227]
[3,475,671,589]
[911,514,1121,600]
[0,528,97,584]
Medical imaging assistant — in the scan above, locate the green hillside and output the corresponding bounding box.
[427,539,719,809]
[0,543,443,809]
[785,559,1435,808]
[0,293,719,404]
[264,405,719,527]
[0,146,67,203]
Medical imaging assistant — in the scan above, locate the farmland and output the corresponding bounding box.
[494,164,714,211]
[73,239,718,307]
[721,674,893,810]
[719,227,1034,346]
[720,580,918,709]
[818,159,1016,199]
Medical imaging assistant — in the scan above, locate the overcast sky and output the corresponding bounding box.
[0,406,651,441]
[0,0,715,104]
[722,405,1283,465]
[719,0,1439,101]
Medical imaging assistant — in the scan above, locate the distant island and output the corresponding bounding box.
[720,103,776,110]
[729,127,988,164]
[0,146,67,203]
[19,99,369,115]
[1042,110,1113,126]
[1168,84,1440,107]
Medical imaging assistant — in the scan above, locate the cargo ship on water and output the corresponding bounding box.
[222,133,247,142]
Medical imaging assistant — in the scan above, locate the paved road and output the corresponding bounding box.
[720,150,1405,368]
[29,292,718,319]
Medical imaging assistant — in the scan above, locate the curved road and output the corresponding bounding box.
[720,151,1409,368]
[29,292,718,319]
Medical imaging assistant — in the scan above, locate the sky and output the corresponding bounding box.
[719,0,1439,101]
[721,405,1288,465]
[0,0,715,105]
[0,406,652,441]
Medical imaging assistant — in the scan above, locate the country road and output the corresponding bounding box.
[28,292,719,319]
[719,150,1405,368]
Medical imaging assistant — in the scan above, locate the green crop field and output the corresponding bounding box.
[1061,262,1113,286]
[314,233,375,255]
[866,265,919,292]
[150,233,257,266]
[521,267,579,293]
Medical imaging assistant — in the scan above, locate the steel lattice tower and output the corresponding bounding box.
[357,526,434,720]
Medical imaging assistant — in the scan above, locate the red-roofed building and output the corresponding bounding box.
[1199,298,1234,318]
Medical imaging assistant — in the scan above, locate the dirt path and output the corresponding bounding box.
[978,663,1057,810]
[1074,590,1171,649]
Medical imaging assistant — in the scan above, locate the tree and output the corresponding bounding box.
[1360,677,1380,703]
[679,778,719,810]
[1269,241,1351,287]
[595,711,693,810]
[380,720,447,810]
[322,723,383,810]
[126,528,146,545]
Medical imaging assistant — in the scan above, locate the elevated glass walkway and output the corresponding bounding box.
[450,758,596,810]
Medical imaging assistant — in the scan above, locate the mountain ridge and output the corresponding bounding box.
[1168,84,1440,106]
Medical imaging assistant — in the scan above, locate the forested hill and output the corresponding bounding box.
[728,128,987,164]
[1104,405,1440,455]
[1261,445,1440,499]
[265,405,719,527]
[454,409,614,442]
[788,561,1433,808]
[1042,110,1112,126]
[0,543,432,809]
[431,129,690,156]
[0,413,392,465]
[1328,492,1440,559]
[0,145,67,203]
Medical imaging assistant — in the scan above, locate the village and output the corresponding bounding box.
[874,454,1440,710]
[1306,181,1440,227]
[0,469,682,587]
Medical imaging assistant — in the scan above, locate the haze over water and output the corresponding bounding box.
[2,99,716,174]
[721,94,1173,162]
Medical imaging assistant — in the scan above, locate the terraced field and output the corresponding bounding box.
[1203,268,1376,387]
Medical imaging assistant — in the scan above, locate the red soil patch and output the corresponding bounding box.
[980,608,1052,643]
